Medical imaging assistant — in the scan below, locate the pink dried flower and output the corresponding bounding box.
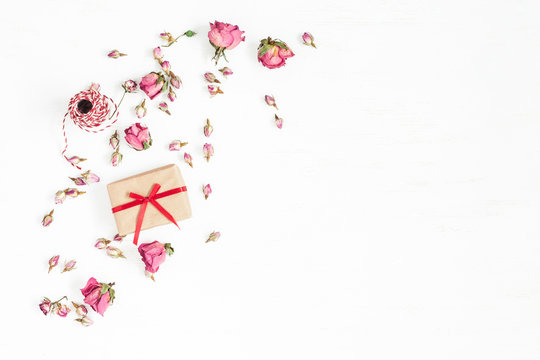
[257,37,295,69]
[113,234,125,242]
[184,152,193,167]
[274,114,283,129]
[160,32,174,42]
[95,238,111,250]
[161,60,171,74]
[218,67,233,77]
[138,241,174,280]
[124,123,152,151]
[81,278,115,316]
[170,72,182,89]
[108,50,127,59]
[109,130,120,150]
[122,80,138,93]
[139,72,166,100]
[204,72,220,83]
[204,119,213,137]
[48,255,59,273]
[169,140,188,151]
[153,46,164,60]
[75,316,93,327]
[65,188,85,198]
[72,302,88,317]
[55,190,66,204]
[203,184,212,199]
[106,246,126,259]
[206,231,221,243]
[265,95,278,109]
[168,88,176,102]
[203,143,214,162]
[302,32,316,48]
[158,102,171,115]
[67,156,86,165]
[56,304,71,317]
[208,85,223,96]
[81,170,100,184]
[208,21,245,64]
[62,260,76,273]
[69,176,87,186]
[39,298,52,315]
[42,210,54,227]
[111,152,123,167]
[135,99,147,118]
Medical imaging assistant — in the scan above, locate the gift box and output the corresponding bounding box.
[107,164,191,244]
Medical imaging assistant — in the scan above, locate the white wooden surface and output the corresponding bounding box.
[2,0,540,359]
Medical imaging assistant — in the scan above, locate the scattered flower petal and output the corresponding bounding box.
[42,210,54,227]
[203,184,212,199]
[206,231,221,243]
[48,255,59,273]
[203,143,214,162]
[169,140,188,151]
[108,50,127,59]
[184,152,193,167]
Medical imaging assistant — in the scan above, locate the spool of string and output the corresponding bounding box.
[62,84,119,169]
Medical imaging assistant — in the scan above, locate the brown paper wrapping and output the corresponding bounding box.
[107,164,192,236]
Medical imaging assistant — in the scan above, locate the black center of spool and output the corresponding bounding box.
[77,99,93,114]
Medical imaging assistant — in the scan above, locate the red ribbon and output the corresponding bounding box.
[111,184,187,245]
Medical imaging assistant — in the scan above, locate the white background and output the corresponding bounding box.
[1,0,540,359]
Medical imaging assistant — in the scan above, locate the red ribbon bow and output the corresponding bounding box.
[111,183,187,245]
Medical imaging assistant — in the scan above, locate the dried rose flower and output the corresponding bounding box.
[161,30,196,47]
[40,296,69,316]
[204,119,213,137]
[75,316,93,327]
[203,184,212,199]
[95,238,111,249]
[153,46,164,61]
[160,32,175,42]
[203,143,214,162]
[302,32,316,48]
[138,241,174,281]
[169,140,188,151]
[135,99,147,119]
[204,72,220,83]
[125,123,152,151]
[140,72,166,100]
[113,234,125,242]
[170,72,182,89]
[275,114,283,129]
[106,246,126,259]
[69,176,87,186]
[265,95,278,109]
[218,67,233,77]
[208,21,245,64]
[67,156,86,166]
[161,60,171,74]
[48,255,59,273]
[208,85,223,96]
[62,260,77,273]
[81,278,115,316]
[42,210,54,227]
[65,188,85,198]
[108,50,127,59]
[122,80,138,93]
[158,102,171,115]
[109,130,120,150]
[81,170,100,184]
[168,88,176,102]
[111,152,123,167]
[206,231,221,243]
[56,303,71,317]
[39,298,52,315]
[55,190,66,204]
[184,152,193,167]
[72,302,88,317]
[257,37,294,69]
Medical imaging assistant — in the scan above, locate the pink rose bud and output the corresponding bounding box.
[109,130,120,150]
[208,85,223,96]
[203,143,214,162]
[48,255,60,273]
[169,140,188,151]
[69,176,87,186]
[113,234,125,242]
[111,152,123,167]
[161,60,171,74]
[139,72,166,100]
[75,316,94,327]
[62,260,77,273]
[206,231,221,243]
[81,278,115,316]
[122,80,138,93]
[204,72,220,83]
[106,246,126,259]
[160,32,175,42]
[302,32,316,48]
[158,102,171,115]
[56,304,71,317]
[184,152,193,167]
[170,72,182,89]
[274,114,283,129]
[65,188,86,198]
[153,46,164,60]
[42,210,54,227]
[257,37,295,69]
[265,95,278,109]
[204,119,213,137]
[81,170,100,184]
[135,99,147,119]
[203,184,212,199]
[95,238,111,250]
[55,190,66,204]
[168,88,176,102]
[39,298,51,315]
[108,49,127,59]
[72,302,88,317]
[67,156,86,165]
[124,123,152,151]
[218,67,233,77]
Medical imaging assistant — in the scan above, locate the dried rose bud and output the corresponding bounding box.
[72,302,88,317]
[75,316,93,327]
[218,67,233,77]
[170,72,182,89]
[204,72,220,83]
[81,170,100,184]
[108,50,127,58]
[184,152,193,168]
[56,304,71,317]
[203,143,214,162]
[265,95,278,109]
[135,99,147,119]
[109,130,120,150]
[274,114,283,129]
[106,246,126,259]
[204,119,213,137]
[208,85,223,96]
[160,32,175,42]
[95,238,111,249]
[67,156,86,165]
[62,260,76,273]
[153,46,163,60]
[69,176,87,186]
[113,234,125,242]
[48,255,60,273]
[203,184,212,199]
[158,102,171,115]
[169,140,188,151]
[302,32,316,48]
[65,188,85,198]
[55,190,66,204]
[111,152,123,167]
[206,231,221,243]
[122,80,138,93]
[39,298,51,315]
[42,210,54,227]
[168,88,176,102]
[161,60,171,74]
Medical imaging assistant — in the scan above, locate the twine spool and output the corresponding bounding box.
[62,84,119,169]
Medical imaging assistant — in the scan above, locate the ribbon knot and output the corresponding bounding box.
[111,183,187,245]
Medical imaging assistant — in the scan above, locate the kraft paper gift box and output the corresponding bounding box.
[107,164,192,242]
